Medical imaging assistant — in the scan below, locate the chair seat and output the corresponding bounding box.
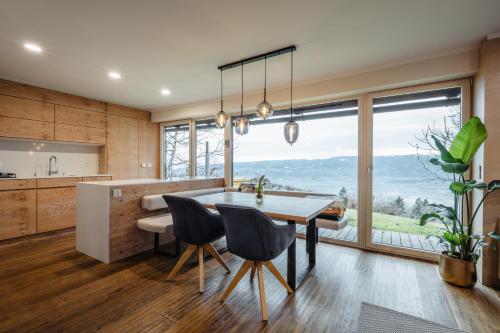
[137,214,173,233]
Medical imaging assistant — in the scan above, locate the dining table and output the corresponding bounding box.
[193,191,335,290]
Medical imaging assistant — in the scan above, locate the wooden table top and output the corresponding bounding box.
[193,192,333,224]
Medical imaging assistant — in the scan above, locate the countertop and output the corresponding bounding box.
[0,174,112,181]
[79,176,223,187]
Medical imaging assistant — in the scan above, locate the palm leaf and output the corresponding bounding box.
[449,116,487,164]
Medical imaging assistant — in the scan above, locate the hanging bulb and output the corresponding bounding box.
[284,49,298,145]
[284,120,299,145]
[256,57,273,119]
[235,116,249,135]
[256,100,273,119]
[215,110,228,128]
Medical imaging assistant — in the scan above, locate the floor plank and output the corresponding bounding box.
[0,233,498,333]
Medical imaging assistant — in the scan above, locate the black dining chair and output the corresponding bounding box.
[215,203,295,321]
[162,195,231,293]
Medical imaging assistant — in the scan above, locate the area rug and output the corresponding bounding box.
[356,302,469,333]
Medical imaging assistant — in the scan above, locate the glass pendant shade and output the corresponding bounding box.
[235,116,249,135]
[284,120,299,145]
[256,100,273,119]
[215,110,228,128]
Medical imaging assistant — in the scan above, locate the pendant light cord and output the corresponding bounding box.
[290,51,294,122]
[264,56,267,100]
[240,62,244,116]
[220,70,223,110]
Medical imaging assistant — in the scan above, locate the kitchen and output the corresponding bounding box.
[0,79,160,241]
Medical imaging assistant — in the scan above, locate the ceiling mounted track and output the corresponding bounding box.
[218,45,296,71]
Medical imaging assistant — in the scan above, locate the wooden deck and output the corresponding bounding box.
[297,225,444,253]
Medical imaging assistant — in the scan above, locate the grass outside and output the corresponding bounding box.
[344,209,445,236]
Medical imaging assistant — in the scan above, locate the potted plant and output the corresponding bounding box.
[256,175,266,201]
[420,116,500,288]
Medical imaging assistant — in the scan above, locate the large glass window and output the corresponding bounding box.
[232,100,359,242]
[162,123,190,179]
[195,119,225,177]
[370,86,461,252]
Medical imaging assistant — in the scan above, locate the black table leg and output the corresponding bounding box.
[287,219,296,291]
[306,218,316,267]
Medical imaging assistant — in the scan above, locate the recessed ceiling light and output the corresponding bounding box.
[24,42,43,53]
[108,71,121,80]
[160,88,171,96]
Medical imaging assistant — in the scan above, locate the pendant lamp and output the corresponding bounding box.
[284,50,298,145]
[235,63,249,135]
[256,56,273,119]
[215,70,228,128]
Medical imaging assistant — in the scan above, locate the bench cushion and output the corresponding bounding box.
[141,187,225,211]
[316,216,347,230]
[137,214,173,233]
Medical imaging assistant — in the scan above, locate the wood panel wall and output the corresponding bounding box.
[0,79,161,180]
[473,38,500,288]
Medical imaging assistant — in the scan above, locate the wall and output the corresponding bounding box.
[473,37,500,289]
[0,140,99,178]
[152,50,478,122]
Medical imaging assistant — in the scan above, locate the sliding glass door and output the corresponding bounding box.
[365,80,469,258]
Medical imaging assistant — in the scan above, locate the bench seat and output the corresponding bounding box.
[137,213,173,233]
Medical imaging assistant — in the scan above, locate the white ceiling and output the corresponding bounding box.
[1,0,499,110]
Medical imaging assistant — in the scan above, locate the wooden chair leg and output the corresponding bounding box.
[257,262,268,321]
[203,243,231,273]
[263,261,293,294]
[198,246,204,293]
[219,260,253,302]
[167,244,197,281]
[250,262,256,281]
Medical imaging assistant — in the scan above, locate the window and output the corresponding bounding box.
[162,123,190,179]
[195,119,225,177]
[370,86,462,252]
[232,100,359,241]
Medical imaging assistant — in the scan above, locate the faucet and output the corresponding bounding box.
[48,156,58,176]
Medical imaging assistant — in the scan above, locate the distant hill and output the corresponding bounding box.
[233,154,453,205]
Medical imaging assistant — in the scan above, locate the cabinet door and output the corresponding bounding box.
[37,187,76,232]
[0,189,36,240]
[0,117,54,140]
[55,123,106,144]
[55,105,106,128]
[139,120,160,179]
[107,115,139,179]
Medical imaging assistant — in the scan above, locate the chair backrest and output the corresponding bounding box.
[162,195,223,245]
[215,204,278,261]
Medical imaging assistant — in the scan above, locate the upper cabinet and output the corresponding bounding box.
[0,79,160,180]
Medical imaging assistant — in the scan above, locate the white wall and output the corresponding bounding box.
[152,50,479,122]
[0,140,99,177]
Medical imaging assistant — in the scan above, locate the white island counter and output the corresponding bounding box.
[76,177,224,263]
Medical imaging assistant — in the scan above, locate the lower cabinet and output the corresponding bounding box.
[37,187,77,233]
[0,190,36,240]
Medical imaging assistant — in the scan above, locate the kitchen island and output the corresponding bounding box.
[76,177,224,263]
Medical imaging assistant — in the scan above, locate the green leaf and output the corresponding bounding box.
[488,231,500,241]
[432,135,461,163]
[420,212,444,226]
[449,116,487,164]
[450,180,487,194]
[428,159,469,174]
[488,180,500,192]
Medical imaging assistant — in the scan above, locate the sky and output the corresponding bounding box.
[233,106,457,162]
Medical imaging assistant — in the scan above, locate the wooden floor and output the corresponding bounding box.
[0,234,499,333]
[297,225,444,252]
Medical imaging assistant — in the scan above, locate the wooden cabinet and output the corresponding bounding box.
[139,120,160,179]
[0,179,36,191]
[36,187,77,233]
[0,189,36,240]
[0,117,54,140]
[107,115,139,179]
[55,123,106,144]
[0,95,54,122]
[36,177,82,188]
[82,176,112,182]
[55,105,106,128]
